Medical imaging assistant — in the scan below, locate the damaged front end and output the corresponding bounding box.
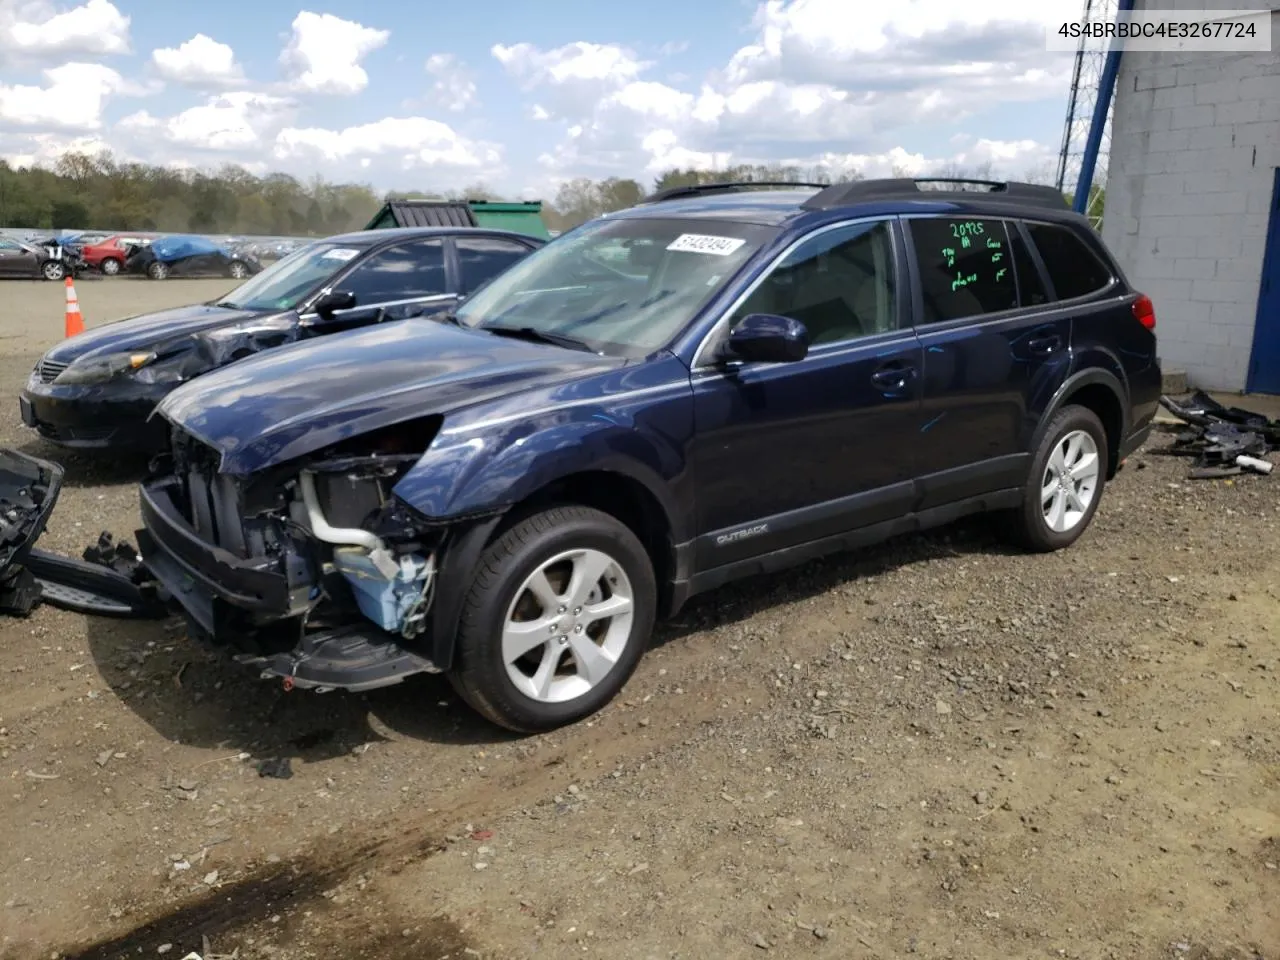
[136,421,462,692]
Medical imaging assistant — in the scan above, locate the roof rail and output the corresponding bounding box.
[641,181,830,205]
[801,178,1069,211]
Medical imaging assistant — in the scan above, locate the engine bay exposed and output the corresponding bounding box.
[163,422,449,649]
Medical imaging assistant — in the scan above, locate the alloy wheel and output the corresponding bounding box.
[1041,429,1100,533]
[501,547,635,703]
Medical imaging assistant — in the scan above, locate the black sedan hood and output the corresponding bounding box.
[44,303,269,364]
[158,319,619,474]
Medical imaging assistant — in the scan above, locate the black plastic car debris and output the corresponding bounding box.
[0,449,63,615]
[1160,393,1280,478]
[0,448,167,620]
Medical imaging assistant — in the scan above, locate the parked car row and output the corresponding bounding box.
[0,232,306,280]
[9,179,1161,735]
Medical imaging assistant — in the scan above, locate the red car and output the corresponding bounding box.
[80,235,150,275]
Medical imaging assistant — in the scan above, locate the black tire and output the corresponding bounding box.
[448,505,656,732]
[147,261,168,280]
[41,260,65,281]
[1008,404,1108,552]
[100,258,121,275]
[228,260,248,279]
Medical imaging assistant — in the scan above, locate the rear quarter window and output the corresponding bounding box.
[1026,223,1113,300]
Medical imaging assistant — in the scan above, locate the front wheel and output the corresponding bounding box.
[41,260,65,281]
[448,506,656,732]
[1008,405,1108,552]
[227,260,248,279]
[100,258,121,275]
[147,261,168,280]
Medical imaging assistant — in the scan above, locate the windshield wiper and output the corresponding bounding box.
[481,324,594,352]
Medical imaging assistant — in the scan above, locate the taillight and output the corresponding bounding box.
[1132,294,1155,330]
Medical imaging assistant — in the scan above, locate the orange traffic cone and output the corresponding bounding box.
[64,275,84,337]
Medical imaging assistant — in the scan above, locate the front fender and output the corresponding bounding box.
[392,408,692,542]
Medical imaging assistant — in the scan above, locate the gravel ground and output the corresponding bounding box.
[0,278,1277,960]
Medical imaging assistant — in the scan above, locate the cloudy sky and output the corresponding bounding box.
[0,0,1088,197]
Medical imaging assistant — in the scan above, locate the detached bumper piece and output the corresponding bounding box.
[1160,392,1280,479]
[0,449,170,618]
[0,450,63,617]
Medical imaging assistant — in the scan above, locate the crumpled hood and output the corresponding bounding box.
[158,318,619,474]
[44,303,267,364]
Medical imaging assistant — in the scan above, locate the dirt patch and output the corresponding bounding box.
[0,279,1277,959]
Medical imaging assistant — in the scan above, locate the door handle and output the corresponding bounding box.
[1028,334,1062,355]
[871,364,914,389]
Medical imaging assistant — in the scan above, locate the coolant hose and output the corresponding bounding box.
[298,471,385,551]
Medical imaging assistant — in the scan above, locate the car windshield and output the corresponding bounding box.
[214,241,367,311]
[455,216,775,356]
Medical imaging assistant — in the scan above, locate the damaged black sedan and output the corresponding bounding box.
[19,227,543,451]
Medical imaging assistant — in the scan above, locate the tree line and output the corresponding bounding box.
[0,151,1097,238]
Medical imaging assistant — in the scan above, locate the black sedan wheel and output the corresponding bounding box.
[227,260,249,279]
[41,261,65,281]
[147,261,169,280]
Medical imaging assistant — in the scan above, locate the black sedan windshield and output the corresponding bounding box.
[455,217,774,356]
[215,241,369,311]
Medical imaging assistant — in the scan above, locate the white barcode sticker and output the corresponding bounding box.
[666,233,746,256]
[321,247,360,261]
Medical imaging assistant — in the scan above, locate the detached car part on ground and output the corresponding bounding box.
[126,234,261,281]
[19,227,544,452]
[1159,391,1279,478]
[6,179,1161,733]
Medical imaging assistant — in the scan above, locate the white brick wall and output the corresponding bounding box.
[1102,6,1280,390]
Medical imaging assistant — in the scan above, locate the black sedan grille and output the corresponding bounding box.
[37,358,68,383]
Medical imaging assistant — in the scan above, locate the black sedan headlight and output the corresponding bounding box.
[53,351,162,385]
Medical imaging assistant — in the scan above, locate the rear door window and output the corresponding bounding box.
[1009,226,1049,307]
[907,218,1017,324]
[455,236,534,293]
[338,239,448,304]
[1025,223,1112,300]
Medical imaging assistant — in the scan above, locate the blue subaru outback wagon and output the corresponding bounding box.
[131,178,1161,731]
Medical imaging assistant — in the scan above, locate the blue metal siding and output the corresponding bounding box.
[1247,168,1280,394]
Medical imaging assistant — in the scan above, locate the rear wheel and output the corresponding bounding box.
[448,506,656,732]
[41,260,65,281]
[1008,405,1107,552]
[147,261,168,280]
[100,258,121,275]
[228,260,248,279]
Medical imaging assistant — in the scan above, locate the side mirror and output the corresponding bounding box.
[312,289,356,318]
[725,313,809,364]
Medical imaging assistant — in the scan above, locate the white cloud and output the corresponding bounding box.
[0,131,110,169]
[273,116,499,170]
[152,34,243,87]
[496,0,1079,182]
[425,53,477,112]
[280,11,389,95]
[0,62,132,130]
[119,92,295,151]
[0,0,129,63]
[493,41,648,117]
